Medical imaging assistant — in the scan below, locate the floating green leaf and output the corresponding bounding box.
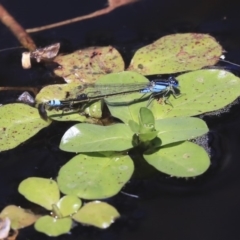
[128,120,140,133]
[0,104,50,151]
[0,205,39,230]
[96,71,150,123]
[144,141,210,177]
[54,46,124,83]
[35,83,80,104]
[57,153,134,199]
[18,177,60,210]
[60,123,133,152]
[34,216,72,236]
[150,69,240,119]
[44,109,87,122]
[72,201,120,229]
[56,195,82,217]
[128,33,222,75]
[155,117,208,146]
[138,107,155,133]
[35,83,88,121]
[84,100,103,118]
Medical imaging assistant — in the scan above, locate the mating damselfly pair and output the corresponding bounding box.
[38,77,180,120]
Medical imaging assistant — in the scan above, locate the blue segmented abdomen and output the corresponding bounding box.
[140,84,167,93]
[47,99,61,106]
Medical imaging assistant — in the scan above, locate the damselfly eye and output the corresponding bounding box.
[77,93,88,100]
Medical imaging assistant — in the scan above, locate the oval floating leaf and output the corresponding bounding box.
[155,117,208,146]
[84,100,103,119]
[54,46,124,83]
[44,109,87,122]
[72,201,120,229]
[35,83,80,104]
[0,205,39,230]
[144,141,210,177]
[57,153,134,199]
[56,195,82,217]
[18,177,60,210]
[60,123,134,152]
[128,33,222,75]
[35,83,88,121]
[96,71,150,123]
[34,216,72,236]
[0,104,50,151]
[150,69,240,119]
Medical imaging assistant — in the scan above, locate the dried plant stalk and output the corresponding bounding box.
[26,0,138,33]
[0,4,36,51]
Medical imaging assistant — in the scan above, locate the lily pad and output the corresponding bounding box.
[44,108,87,122]
[36,83,103,121]
[144,141,210,177]
[35,83,80,104]
[34,216,72,236]
[0,205,39,230]
[0,104,50,151]
[155,117,208,146]
[56,195,82,217]
[72,201,120,229]
[57,152,134,199]
[18,177,60,210]
[128,33,222,75]
[150,69,240,119]
[60,123,134,152]
[93,71,150,123]
[84,100,103,119]
[54,46,124,83]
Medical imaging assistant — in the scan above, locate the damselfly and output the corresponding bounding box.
[38,77,180,120]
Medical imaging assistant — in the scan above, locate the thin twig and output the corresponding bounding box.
[0,4,36,51]
[26,0,138,33]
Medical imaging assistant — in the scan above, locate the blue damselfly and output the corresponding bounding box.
[38,77,180,120]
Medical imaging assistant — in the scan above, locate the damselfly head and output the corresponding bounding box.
[168,77,179,88]
[77,93,88,100]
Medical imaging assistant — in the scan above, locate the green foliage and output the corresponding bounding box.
[34,216,72,237]
[56,195,82,217]
[0,205,39,230]
[59,107,209,177]
[97,71,150,123]
[18,177,119,236]
[60,123,134,152]
[144,141,210,177]
[0,104,50,151]
[18,178,60,210]
[35,83,79,104]
[54,46,125,83]
[35,82,102,121]
[151,69,240,119]
[57,152,134,199]
[155,117,208,146]
[128,33,222,75]
[3,33,239,236]
[72,201,120,229]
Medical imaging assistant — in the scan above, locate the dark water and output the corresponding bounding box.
[1,0,240,239]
